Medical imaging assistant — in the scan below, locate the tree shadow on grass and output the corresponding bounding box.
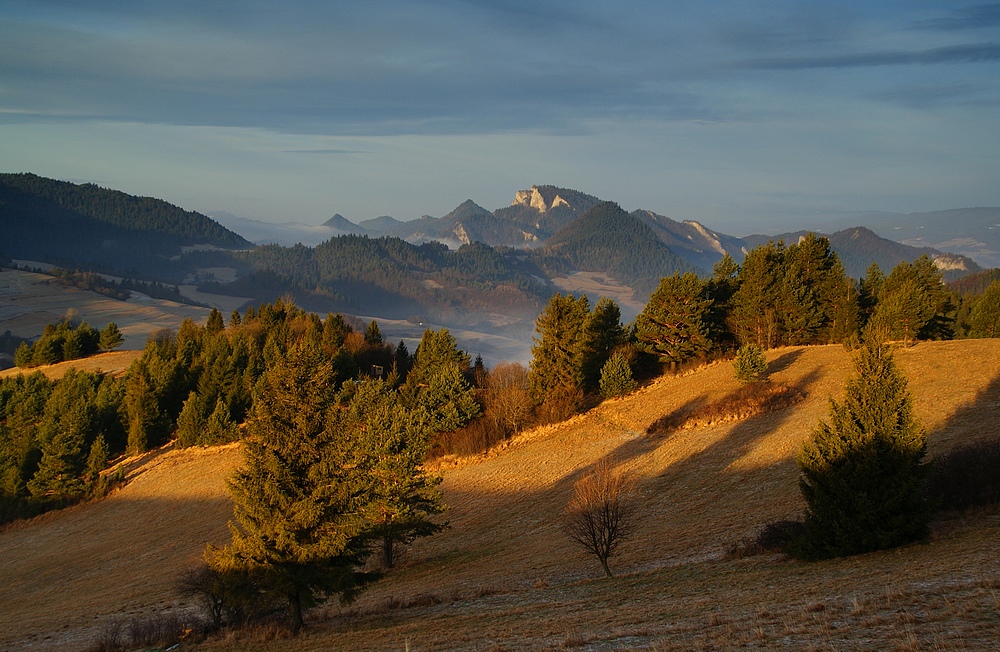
[767,348,805,375]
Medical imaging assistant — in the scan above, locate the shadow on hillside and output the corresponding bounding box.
[926,370,1000,454]
[767,348,804,375]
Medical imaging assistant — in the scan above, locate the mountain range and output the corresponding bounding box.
[0,175,991,336]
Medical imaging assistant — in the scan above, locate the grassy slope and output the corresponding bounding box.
[1,341,999,651]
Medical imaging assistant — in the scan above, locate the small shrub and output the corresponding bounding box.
[733,344,767,383]
[925,439,1000,511]
[726,520,805,558]
[599,352,638,399]
[647,382,804,436]
[127,612,187,648]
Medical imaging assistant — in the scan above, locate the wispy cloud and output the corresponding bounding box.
[739,43,1000,70]
[914,3,1000,31]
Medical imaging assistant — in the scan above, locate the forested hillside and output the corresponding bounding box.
[539,202,702,296]
[0,174,249,280]
[201,236,550,325]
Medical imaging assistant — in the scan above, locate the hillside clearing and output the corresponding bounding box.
[0,340,998,650]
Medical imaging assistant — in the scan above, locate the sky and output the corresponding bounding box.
[1,1,999,235]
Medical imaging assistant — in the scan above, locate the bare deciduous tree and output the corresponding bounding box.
[484,362,532,436]
[562,459,638,577]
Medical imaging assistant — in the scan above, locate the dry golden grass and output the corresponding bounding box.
[0,268,212,349]
[0,350,143,381]
[1,340,998,651]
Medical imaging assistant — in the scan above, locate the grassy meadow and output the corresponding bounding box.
[0,339,997,650]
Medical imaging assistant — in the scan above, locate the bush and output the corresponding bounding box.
[733,344,767,383]
[599,352,638,398]
[726,520,805,558]
[647,381,803,436]
[925,439,1000,511]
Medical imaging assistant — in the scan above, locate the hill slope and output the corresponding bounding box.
[2,339,998,651]
[0,173,250,279]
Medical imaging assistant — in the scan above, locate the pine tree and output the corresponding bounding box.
[208,343,375,634]
[636,272,712,367]
[795,343,928,559]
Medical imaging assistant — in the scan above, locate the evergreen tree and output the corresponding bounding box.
[364,320,383,346]
[99,322,125,352]
[27,370,98,498]
[732,344,767,383]
[404,328,471,393]
[85,434,110,486]
[528,293,590,416]
[599,352,638,398]
[704,253,740,349]
[580,297,625,392]
[857,263,884,330]
[347,379,445,568]
[796,343,928,559]
[208,343,375,634]
[206,308,225,334]
[968,280,1000,338]
[635,272,712,367]
[730,241,784,348]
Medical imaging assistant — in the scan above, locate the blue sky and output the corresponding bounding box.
[1,1,998,234]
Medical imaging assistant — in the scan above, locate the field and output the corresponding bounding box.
[0,268,213,350]
[0,340,998,651]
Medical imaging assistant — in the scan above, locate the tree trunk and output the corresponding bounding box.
[289,590,303,635]
[383,531,394,568]
[599,556,613,578]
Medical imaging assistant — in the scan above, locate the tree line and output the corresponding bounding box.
[526,233,1000,419]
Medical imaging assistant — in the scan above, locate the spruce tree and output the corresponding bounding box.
[99,322,125,352]
[347,379,445,568]
[599,352,637,398]
[635,272,712,366]
[580,297,625,392]
[796,343,928,559]
[209,342,375,634]
[732,344,767,383]
[969,280,1000,338]
[528,293,590,416]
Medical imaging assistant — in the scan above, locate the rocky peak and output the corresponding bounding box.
[512,185,570,213]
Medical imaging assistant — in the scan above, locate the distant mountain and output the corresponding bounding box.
[0,173,250,278]
[210,211,363,247]
[743,226,981,281]
[359,215,406,233]
[633,210,747,272]
[359,185,602,248]
[322,213,366,234]
[540,202,701,296]
[827,208,1000,268]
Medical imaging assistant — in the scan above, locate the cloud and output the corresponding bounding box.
[739,43,1000,70]
[914,3,1000,31]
